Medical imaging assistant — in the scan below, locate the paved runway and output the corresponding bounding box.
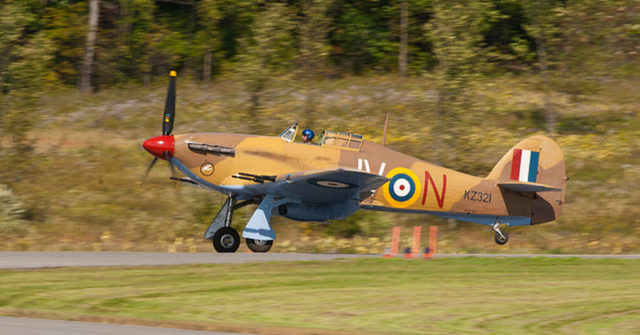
[0,251,377,269]
[1,251,638,269]
[0,317,254,335]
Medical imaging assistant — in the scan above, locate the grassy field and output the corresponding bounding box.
[2,74,639,253]
[1,257,639,334]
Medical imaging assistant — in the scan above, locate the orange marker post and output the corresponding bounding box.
[424,226,438,259]
[411,226,422,257]
[384,226,401,258]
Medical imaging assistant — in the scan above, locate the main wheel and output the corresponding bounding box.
[246,238,273,253]
[494,231,509,245]
[212,227,240,253]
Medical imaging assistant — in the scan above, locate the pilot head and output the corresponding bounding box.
[302,128,315,143]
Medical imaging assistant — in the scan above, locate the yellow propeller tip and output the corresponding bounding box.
[170,70,177,77]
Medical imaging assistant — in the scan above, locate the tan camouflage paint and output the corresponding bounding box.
[173,133,566,225]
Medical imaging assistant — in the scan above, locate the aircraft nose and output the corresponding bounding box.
[143,135,174,160]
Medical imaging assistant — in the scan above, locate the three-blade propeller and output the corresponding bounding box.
[141,71,178,184]
[163,71,176,136]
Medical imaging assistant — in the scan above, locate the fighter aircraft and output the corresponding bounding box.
[142,72,567,253]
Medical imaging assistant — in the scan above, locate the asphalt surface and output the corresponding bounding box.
[0,317,253,335]
[0,251,377,269]
[1,251,638,269]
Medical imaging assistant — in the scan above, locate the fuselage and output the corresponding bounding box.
[170,133,536,225]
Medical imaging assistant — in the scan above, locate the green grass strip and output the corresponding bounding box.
[1,257,639,335]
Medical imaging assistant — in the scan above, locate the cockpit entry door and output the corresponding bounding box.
[279,123,298,143]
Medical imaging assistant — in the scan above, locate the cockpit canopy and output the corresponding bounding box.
[320,131,363,150]
[279,123,298,142]
[279,123,363,151]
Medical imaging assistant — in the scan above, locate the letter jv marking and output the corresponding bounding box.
[358,158,387,176]
[421,171,447,208]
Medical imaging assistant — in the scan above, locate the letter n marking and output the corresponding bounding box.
[421,171,447,208]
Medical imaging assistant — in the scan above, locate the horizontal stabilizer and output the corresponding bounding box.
[498,181,562,193]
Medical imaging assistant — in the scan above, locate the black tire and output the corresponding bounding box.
[494,231,509,245]
[212,227,240,253]
[246,238,273,253]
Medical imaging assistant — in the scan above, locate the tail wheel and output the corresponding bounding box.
[246,238,273,253]
[212,227,240,253]
[494,231,509,245]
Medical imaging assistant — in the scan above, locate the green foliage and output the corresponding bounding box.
[324,210,390,238]
[235,2,296,125]
[236,2,296,81]
[0,185,30,239]
[115,0,158,81]
[0,1,35,92]
[0,2,54,180]
[423,0,502,168]
[40,1,86,85]
[480,0,537,70]
[296,0,330,77]
[404,0,436,74]
[329,1,397,74]
[0,0,636,86]
[193,0,223,80]
[426,0,498,92]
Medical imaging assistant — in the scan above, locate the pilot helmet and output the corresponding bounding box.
[302,128,315,140]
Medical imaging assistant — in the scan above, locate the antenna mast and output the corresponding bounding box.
[382,113,390,146]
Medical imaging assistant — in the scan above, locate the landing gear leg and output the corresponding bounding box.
[204,196,237,252]
[204,196,235,236]
[204,196,261,253]
[492,222,509,245]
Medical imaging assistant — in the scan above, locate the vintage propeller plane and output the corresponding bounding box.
[142,72,567,253]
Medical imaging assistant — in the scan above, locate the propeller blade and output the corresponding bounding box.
[165,150,177,177]
[165,150,181,191]
[162,71,177,136]
[141,157,159,184]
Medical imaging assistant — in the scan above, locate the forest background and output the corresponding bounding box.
[0,0,638,254]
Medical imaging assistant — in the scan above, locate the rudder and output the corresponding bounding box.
[487,136,567,224]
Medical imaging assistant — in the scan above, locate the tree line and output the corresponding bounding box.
[0,0,637,145]
[1,0,637,92]
[1,0,637,163]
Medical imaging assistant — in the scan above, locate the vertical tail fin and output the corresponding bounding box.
[487,135,567,224]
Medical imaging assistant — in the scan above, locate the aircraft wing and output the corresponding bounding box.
[171,158,388,203]
[244,168,389,204]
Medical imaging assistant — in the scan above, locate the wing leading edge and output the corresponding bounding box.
[245,168,389,204]
[173,156,388,202]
